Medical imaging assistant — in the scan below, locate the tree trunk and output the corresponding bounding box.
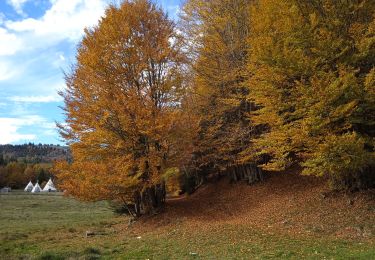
[231,167,238,183]
[155,182,166,207]
[246,164,263,185]
[132,183,166,216]
[133,191,141,217]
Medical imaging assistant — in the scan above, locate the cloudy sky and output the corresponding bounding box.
[0,0,181,145]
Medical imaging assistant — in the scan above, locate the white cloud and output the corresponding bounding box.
[0,0,108,87]
[0,115,57,144]
[0,28,23,56]
[0,117,37,144]
[9,95,63,103]
[5,0,107,48]
[6,0,30,16]
[0,0,108,59]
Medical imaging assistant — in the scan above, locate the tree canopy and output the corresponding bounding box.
[56,0,375,215]
[246,0,375,188]
[56,0,187,215]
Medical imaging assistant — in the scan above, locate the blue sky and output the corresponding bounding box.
[0,0,182,145]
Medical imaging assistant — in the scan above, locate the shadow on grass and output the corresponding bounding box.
[38,247,102,260]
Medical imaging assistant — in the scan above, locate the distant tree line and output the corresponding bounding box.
[0,143,70,188]
[0,157,53,189]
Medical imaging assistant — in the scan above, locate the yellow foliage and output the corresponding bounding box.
[56,0,188,203]
[246,0,375,179]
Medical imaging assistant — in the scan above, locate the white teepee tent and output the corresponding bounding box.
[31,182,42,193]
[42,178,57,192]
[24,181,34,192]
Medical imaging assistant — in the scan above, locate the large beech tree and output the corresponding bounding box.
[55,0,186,215]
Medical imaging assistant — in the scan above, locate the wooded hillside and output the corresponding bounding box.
[0,143,70,164]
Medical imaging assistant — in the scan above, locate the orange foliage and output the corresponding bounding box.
[55,0,189,205]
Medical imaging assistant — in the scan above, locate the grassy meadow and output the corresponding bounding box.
[1,181,375,259]
[0,192,119,259]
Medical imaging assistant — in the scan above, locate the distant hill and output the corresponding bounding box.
[0,143,71,164]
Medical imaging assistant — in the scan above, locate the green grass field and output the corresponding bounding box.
[1,191,374,259]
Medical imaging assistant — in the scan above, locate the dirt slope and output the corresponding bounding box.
[135,169,375,241]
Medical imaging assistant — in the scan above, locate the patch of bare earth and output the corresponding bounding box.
[131,169,375,242]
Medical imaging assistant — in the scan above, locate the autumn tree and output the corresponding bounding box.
[246,0,375,189]
[24,165,38,183]
[5,162,26,188]
[55,0,186,215]
[181,0,264,184]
